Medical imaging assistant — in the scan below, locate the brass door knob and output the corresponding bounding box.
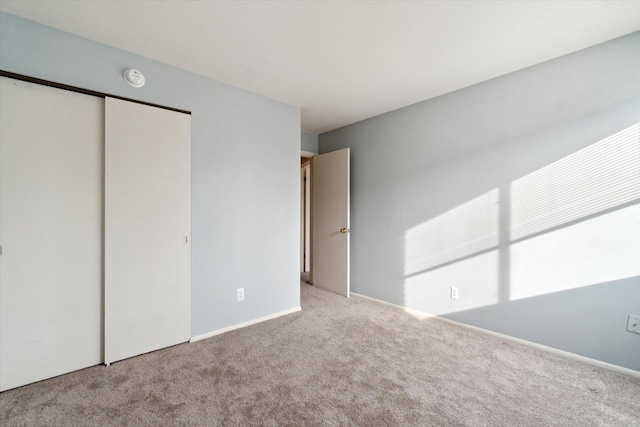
[340,228,350,234]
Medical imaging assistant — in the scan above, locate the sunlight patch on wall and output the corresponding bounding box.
[404,250,499,315]
[404,189,499,276]
[511,203,640,300]
[511,123,640,241]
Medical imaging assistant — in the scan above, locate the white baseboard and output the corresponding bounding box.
[190,306,302,343]
[351,292,640,379]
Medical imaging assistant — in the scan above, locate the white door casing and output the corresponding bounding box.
[300,161,312,273]
[311,148,350,297]
[304,163,311,273]
[300,165,305,272]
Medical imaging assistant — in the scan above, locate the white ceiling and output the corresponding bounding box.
[1,1,639,133]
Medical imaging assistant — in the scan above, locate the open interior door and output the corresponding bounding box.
[311,148,350,297]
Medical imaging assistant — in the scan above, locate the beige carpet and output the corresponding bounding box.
[1,282,639,426]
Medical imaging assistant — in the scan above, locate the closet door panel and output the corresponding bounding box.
[105,97,191,364]
[0,77,104,391]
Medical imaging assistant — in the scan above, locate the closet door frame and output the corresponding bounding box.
[0,71,193,389]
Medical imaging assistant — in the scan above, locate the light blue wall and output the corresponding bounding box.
[301,131,318,153]
[0,12,301,336]
[320,32,640,371]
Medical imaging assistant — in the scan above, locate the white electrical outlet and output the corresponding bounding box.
[450,286,459,300]
[627,314,640,334]
[237,288,244,302]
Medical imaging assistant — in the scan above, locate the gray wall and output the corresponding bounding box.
[320,32,640,370]
[0,12,301,336]
[301,131,319,153]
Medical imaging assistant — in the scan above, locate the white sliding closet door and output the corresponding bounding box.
[105,97,191,364]
[0,77,104,391]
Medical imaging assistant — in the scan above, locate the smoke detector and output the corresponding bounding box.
[123,68,145,88]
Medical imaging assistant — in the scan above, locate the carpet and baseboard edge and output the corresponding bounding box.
[351,292,640,379]
[189,306,302,343]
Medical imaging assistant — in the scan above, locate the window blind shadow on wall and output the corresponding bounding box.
[511,123,640,241]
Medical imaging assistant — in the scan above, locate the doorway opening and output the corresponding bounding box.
[301,153,313,283]
[300,148,351,296]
